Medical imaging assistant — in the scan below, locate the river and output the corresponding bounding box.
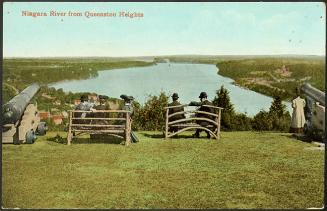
[50,63,292,116]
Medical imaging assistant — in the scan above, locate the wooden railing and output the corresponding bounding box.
[164,104,223,140]
[67,110,131,146]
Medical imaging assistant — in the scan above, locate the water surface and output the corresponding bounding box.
[51,63,291,116]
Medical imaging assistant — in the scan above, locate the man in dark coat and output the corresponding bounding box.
[189,91,214,138]
[168,93,185,132]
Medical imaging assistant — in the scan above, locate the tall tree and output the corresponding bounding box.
[212,85,235,114]
[269,96,286,117]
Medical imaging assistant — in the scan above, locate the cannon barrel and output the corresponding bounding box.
[2,83,40,125]
[301,83,325,107]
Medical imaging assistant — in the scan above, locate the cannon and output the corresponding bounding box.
[301,83,325,141]
[2,83,47,144]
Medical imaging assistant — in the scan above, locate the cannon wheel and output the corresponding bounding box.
[36,122,47,136]
[26,130,36,144]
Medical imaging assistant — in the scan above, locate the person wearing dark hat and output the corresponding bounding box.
[94,95,110,111]
[189,91,214,138]
[168,93,186,133]
[120,94,139,143]
[89,95,111,139]
[93,95,111,121]
[74,94,95,125]
[75,94,95,112]
[121,95,135,117]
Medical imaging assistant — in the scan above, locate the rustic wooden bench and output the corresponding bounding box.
[164,104,223,140]
[67,110,132,146]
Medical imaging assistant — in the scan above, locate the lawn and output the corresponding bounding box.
[2,131,324,209]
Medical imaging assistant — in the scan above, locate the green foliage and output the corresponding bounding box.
[269,96,284,117]
[252,111,274,131]
[133,92,169,131]
[252,96,291,132]
[2,83,18,104]
[3,58,155,91]
[212,85,235,114]
[212,86,252,131]
[217,57,325,100]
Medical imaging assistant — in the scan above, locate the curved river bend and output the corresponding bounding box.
[51,63,291,116]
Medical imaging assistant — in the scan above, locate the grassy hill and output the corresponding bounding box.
[2,131,324,209]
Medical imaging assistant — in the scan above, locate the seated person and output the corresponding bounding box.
[90,95,111,139]
[93,95,110,124]
[189,91,214,138]
[168,93,186,132]
[74,94,95,125]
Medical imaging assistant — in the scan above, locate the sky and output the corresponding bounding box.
[3,2,326,57]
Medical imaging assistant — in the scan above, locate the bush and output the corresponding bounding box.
[133,92,168,131]
[212,85,253,131]
[252,96,291,132]
[252,111,273,131]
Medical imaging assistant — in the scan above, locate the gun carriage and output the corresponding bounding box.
[2,83,47,144]
[301,83,325,141]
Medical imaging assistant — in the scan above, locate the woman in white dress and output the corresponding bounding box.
[290,88,306,133]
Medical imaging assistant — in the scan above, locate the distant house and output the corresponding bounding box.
[39,111,50,120]
[52,115,63,125]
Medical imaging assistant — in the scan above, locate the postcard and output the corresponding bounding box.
[2,1,325,209]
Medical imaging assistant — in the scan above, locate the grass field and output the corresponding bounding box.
[2,131,324,209]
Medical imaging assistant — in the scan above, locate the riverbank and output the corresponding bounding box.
[4,55,324,103]
[2,131,324,209]
[216,56,325,100]
[155,55,325,101]
[3,57,155,102]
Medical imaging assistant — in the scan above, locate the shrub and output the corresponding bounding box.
[252,96,291,132]
[212,85,253,131]
[252,111,273,131]
[133,92,168,131]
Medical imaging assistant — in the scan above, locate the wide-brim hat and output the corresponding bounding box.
[98,95,108,100]
[120,94,134,101]
[199,92,208,99]
[172,93,179,99]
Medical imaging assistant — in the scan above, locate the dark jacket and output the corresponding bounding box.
[93,103,110,118]
[168,101,185,122]
[189,100,215,125]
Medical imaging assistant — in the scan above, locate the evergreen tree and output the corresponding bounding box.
[212,85,236,130]
[212,85,235,114]
[269,96,285,117]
